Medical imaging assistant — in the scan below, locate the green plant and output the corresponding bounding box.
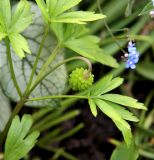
[0,0,153,160]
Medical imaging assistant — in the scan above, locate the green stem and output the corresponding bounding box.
[97,0,127,55]
[30,43,60,92]
[38,128,61,144]
[28,95,88,101]
[0,28,50,145]
[24,26,49,95]
[32,100,78,131]
[29,56,92,93]
[38,143,78,160]
[139,90,154,126]
[0,34,91,145]
[32,108,52,122]
[42,123,84,144]
[32,110,80,132]
[5,38,22,98]
[139,149,154,159]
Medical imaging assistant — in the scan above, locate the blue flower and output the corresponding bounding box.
[125,41,140,69]
[152,0,154,6]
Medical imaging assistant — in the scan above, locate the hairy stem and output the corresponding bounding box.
[24,26,49,95]
[28,43,60,95]
[28,95,88,101]
[0,31,57,145]
[5,38,22,98]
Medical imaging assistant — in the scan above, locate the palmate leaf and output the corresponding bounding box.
[91,75,123,96]
[51,23,89,43]
[64,37,118,67]
[100,94,146,110]
[9,33,31,58]
[46,0,82,16]
[0,0,11,28]
[113,119,132,147]
[60,24,118,68]
[88,98,97,117]
[104,101,139,122]
[10,0,32,33]
[4,115,39,160]
[36,0,105,24]
[91,74,113,95]
[52,11,106,24]
[8,0,32,58]
[87,74,146,145]
[51,23,118,68]
[0,0,32,58]
[64,35,100,58]
[95,99,132,145]
[34,0,49,20]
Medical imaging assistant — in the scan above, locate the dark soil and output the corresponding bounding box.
[59,101,120,160]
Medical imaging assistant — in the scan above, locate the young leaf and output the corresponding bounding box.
[35,0,49,21]
[88,98,97,117]
[100,78,123,94]
[52,11,106,24]
[51,22,118,68]
[47,0,82,16]
[139,1,153,16]
[95,99,125,124]
[113,120,132,146]
[9,33,31,58]
[4,115,40,160]
[136,62,154,81]
[10,0,32,33]
[104,101,139,122]
[36,0,105,24]
[100,94,146,110]
[94,51,119,68]
[64,35,100,58]
[64,34,118,68]
[91,74,113,96]
[64,24,89,40]
[95,99,132,145]
[0,0,32,58]
[111,141,139,160]
[91,76,123,96]
[0,0,11,28]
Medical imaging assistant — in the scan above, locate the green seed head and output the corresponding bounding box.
[69,67,94,91]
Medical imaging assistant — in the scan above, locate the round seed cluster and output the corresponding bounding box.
[69,68,94,91]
